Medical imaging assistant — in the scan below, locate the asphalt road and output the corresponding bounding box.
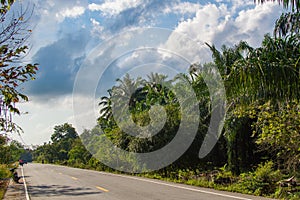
[23,163,274,200]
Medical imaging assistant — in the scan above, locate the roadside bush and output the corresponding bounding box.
[275,188,300,200]
[214,164,235,185]
[235,161,282,196]
[0,165,10,179]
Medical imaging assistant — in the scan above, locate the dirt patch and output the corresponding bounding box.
[0,179,9,199]
[2,178,26,200]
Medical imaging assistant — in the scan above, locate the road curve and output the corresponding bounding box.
[23,163,274,200]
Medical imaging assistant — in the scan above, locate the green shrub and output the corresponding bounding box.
[235,161,282,196]
[0,165,11,179]
[214,164,235,185]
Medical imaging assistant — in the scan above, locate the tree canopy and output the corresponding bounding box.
[0,0,38,133]
[255,0,300,11]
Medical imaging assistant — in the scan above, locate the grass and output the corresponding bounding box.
[0,164,16,200]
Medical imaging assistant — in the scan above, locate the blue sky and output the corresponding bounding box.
[12,0,285,145]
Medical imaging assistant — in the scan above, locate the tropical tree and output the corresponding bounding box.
[254,101,300,172]
[33,123,80,164]
[51,123,78,143]
[112,73,144,110]
[68,138,92,167]
[99,89,113,120]
[255,0,300,39]
[49,123,78,163]
[0,0,38,133]
[0,135,27,163]
[33,142,56,163]
[207,12,300,173]
[254,0,300,11]
[143,72,173,106]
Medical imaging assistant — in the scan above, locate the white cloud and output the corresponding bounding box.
[25,0,89,60]
[55,6,85,22]
[88,0,143,16]
[173,2,283,49]
[229,0,254,12]
[164,2,201,15]
[72,94,100,134]
[90,18,105,38]
[161,2,283,67]
[175,4,230,45]
[235,3,281,33]
[14,95,75,145]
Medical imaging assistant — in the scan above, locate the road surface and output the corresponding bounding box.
[23,163,274,200]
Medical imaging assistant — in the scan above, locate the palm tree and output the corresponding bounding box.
[99,95,112,120]
[207,31,300,173]
[255,0,300,38]
[144,72,173,105]
[254,0,300,11]
[273,12,299,38]
[208,34,299,106]
[112,73,144,111]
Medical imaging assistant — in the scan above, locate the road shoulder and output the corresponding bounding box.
[3,178,26,200]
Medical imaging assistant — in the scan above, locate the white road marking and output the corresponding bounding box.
[21,166,30,200]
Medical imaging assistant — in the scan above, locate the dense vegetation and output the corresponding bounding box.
[32,11,300,199]
[0,134,32,198]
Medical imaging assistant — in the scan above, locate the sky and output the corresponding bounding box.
[10,0,285,146]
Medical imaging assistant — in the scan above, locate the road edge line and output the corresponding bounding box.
[21,166,30,200]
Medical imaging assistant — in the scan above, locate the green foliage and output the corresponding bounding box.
[214,164,235,184]
[276,190,300,200]
[0,164,10,179]
[95,70,225,171]
[274,12,300,38]
[233,161,282,196]
[211,34,299,106]
[255,101,300,172]
[254,0,300,11]
[51,123,78,143]
[209,14,300,175]
[0,0,38,132]
[0,0,14,14]
[33,123,83,165]
[0,135,27,164]
[0,162,13,199]
[67,138,92,167]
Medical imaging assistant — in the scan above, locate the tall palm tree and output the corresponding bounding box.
[112,73,144,110]
[144,72,173,105]
[145,72,170,93]
[99,95,112,120]
[255,0,300,38]
[254,0,300,11]
[208,35,299,106]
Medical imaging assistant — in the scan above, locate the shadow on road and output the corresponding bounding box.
[28,184,102,197]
